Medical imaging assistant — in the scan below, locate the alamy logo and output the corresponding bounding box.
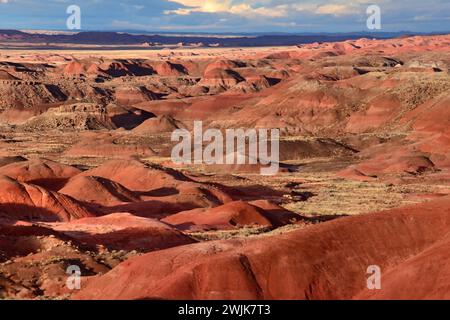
[171,121,280,175]
[66,5,81,30]
[367,265,382,290]
[66,265,81,290]
[367,5,381,30]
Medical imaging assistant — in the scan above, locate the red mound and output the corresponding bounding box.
[0,70,19,80]
[114,86,158,106]
[401,95,450,168]
[173,94,248,120]
[0,159,81,191]
[132,115,185,134]
[199,68,245,88]
[62,59,155,77]
[77,160,233,213]
[225,74,353,135]
[79,160,229,198]
[78,159,191,192]
[0,176,93,222]
[75,196,450,300]
[294,35,450,58]
[59,175,140,206]
[98,60,155,77]
[360,153,435,176]
[0,223,72,263]
[162,201,277,231]
[404,95,450,136]
[0,156,27,168]
[346,94,402,133]
[338,147,436,179]
[63,60,93,76]
[357,234,450,300]
[338,93,450,180]
[0,221,110,299]
[153,61,188,76]
[249,199,303,223]
[162,200,300,231]
[204,59,245,75]
[51,212,195,252]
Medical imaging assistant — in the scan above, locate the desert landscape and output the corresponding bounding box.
[0,32,449,300]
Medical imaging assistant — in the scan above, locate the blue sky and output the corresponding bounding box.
[0,0,449,33]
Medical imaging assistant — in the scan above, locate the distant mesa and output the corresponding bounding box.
[21,103,154,131]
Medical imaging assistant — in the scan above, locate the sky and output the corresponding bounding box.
[0,0,449,33]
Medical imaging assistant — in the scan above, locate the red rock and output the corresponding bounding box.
[132,115,185,134]
[0,221,109,299]
[77,160,233,215]
[98,60,155,77]
[203,59,245,75]
[78,159,191,192]
[75,196,450,300]
[199,68,245,88]
[162,200,300,231]
[0,156,27,168]
[152,61,188,76]
[0,176,94,222]
[346,94,402,133]
[0,158,81,191]
[62,59,155,77]
[59,175,140,206]
[0,222,75,262]
[0,70,19,80]
[114,86,158,106]
[338,147,436,179]
[63,60,92,76]
[249,200,302,224]
[51,212,196,252]
[162,201,274,231]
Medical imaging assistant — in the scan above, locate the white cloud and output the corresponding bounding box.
[164,1,386,18]
[165,0,288,18]
[315,4,361,16]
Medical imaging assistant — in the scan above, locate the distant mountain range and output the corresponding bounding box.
[0,29,446,47]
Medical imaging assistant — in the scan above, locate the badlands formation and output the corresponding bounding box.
[0,35,449,299]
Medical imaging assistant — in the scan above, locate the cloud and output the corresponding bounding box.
[163,0,386,19]
[164,0,288,18]
[315,3,361,16]
[165,0,232,14]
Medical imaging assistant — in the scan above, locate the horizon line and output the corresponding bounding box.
[5,29,450,36]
